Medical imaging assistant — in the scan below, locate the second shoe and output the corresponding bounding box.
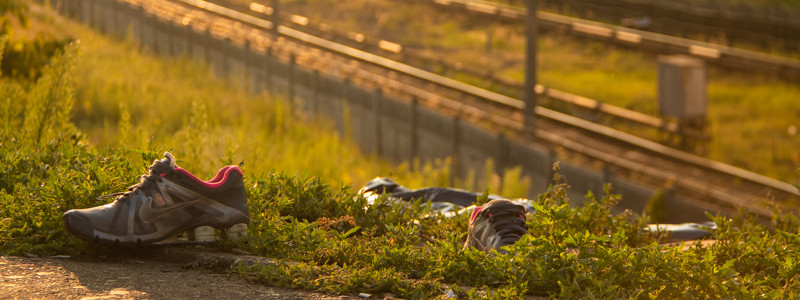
[464,199,529,254]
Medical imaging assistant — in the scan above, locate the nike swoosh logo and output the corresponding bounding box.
[139,193,201,223]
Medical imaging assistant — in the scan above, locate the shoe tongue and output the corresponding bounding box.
[161,152,177,169]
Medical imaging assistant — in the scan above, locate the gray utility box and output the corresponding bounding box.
[658,55,707,124]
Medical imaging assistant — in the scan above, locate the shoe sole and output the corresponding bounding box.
[153,223,249,245]
[63,212,248,246]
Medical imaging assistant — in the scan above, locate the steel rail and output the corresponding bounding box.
[171,0,800,202]
[331,57,777,217]
[521,0,800,51]
[182,0,524,110]
[418,0,800,80]
[235,1,707,141]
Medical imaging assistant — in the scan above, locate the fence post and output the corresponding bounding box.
[341,77,349,101]
[154,15,163,55]
[77,0,83,23]
[108,0,116,37]
[341,77,354,137]
[201,27,209,63]
[166,17,174,57]
[147,9,157,52]
[138,4,146,51]
[524,0,538,137]
[81,0,91,25]
[312,69,320,117]
[185,20,193,60]
[102,0,110,34]
[374,89,383,156]
[602,165,614,194]
[60,0,67,18]
[662,186,676,222]
[410,96,419,171]
[546,148,557,186]
[89,0,97,32]
[111,0,118,36]
[165,18,173,56]
[86,0,97,30]
[243,40,253,95]
[171,16,180,57]
[94,0,100,30]
[220,38,230,77]
[289,53,296,111]
[68,0,75,18]
[450,116,461,187]
[265,46,273,93]
[496,132,508,191]
[485,28,492,53]
[272,0,280,38]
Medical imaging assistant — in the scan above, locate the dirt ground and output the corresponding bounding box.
[0,248,348,300]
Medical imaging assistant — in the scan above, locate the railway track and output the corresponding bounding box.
[532,0,800,52]
[226,0,710,144]
[99,0,799,218]
[412,0,800,81]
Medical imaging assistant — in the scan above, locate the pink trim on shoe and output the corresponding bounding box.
[174,165,243,188]
[469,206,485,224]
[205,166,240,184]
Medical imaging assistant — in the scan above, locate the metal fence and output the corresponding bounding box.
[52,0,716,222]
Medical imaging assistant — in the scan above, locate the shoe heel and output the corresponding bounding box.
[192,226,217,242]
[224,223,248,240]
[154,234,188,245]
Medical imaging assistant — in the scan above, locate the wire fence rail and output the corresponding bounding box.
[52,0,800,222]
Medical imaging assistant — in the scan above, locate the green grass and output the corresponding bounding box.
[61,12,534,196]
[3,4,800,299]
[66,20,432,192]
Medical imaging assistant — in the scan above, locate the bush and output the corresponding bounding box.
[1,34,74,80]
[0,41,150,255]
[1,0,73,80]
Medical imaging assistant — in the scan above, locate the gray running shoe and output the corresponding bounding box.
[63,152,249,245]
[463,199,529,253]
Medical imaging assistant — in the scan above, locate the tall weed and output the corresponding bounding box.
[21,42,77,143]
